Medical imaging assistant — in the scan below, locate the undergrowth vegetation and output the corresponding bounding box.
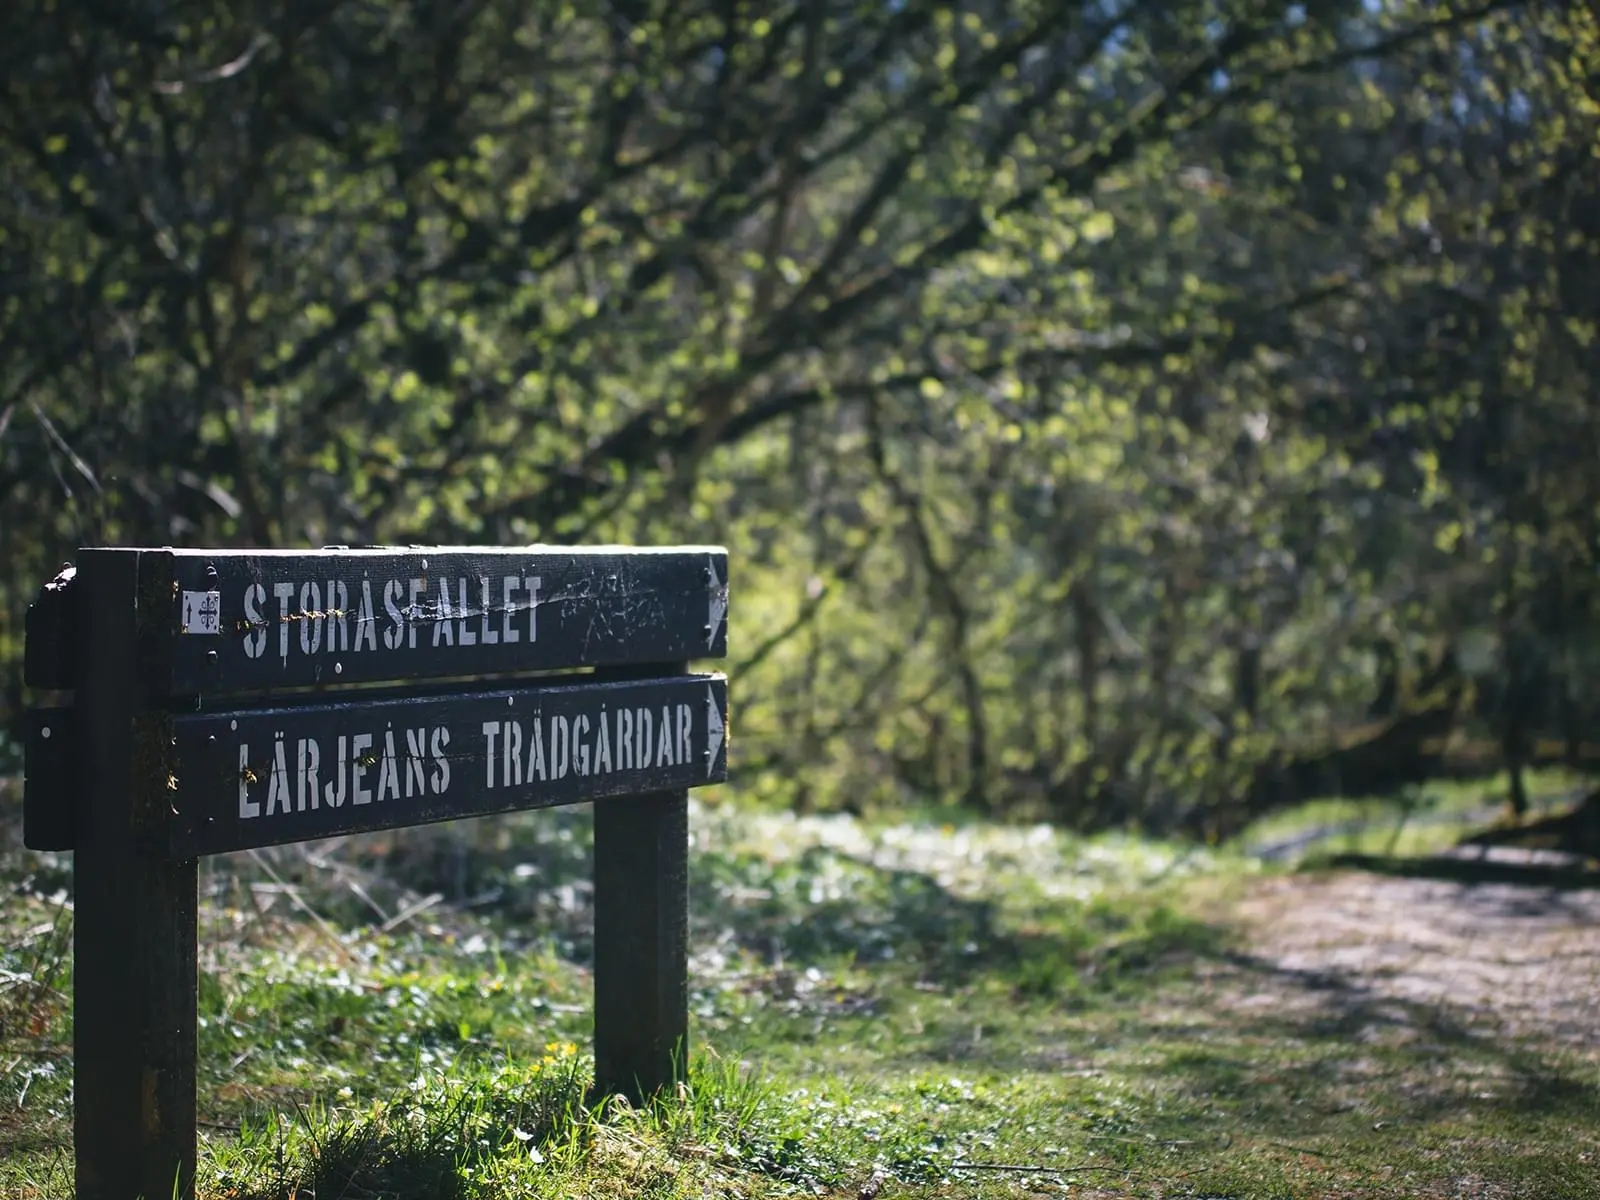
[8,1,1600,835]
[2,779,1598,1198]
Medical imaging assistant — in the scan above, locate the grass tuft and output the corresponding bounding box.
[2,798,1597,1198]
[230,1055,587,1200]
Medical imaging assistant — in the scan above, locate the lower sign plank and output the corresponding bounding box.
[156,674,728,858]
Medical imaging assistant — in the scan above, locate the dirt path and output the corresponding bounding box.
[1226,857,1600,1058]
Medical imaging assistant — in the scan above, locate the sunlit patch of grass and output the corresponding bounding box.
[197,945,594,1112]
[0,871,74,1195]
[212,1051,592,1200]
[2,799,1598,1198]
[206,1047,877,1200]
[1236,768,1588,864]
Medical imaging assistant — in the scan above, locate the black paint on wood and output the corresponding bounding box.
[23,564,76,690]
[22,706,75,851]
[127,545,728,698]
[594,790,690,1103]
[154,673,728,858]
[74,549,199,1200]
[593,663,691,1104]
[30,542,731,1169]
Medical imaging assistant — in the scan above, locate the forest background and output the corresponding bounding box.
[3,0,1598,838]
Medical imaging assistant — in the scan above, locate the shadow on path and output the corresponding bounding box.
[1318,847,1600,892]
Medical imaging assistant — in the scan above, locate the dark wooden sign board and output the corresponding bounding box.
[140,544,728,695]
[163,673,728,857]
[21,546,730,1200]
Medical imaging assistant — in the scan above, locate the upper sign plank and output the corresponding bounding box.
[133,546,729,697]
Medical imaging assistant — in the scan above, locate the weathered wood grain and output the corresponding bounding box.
[73,549,199,1200]
[23,564,76,690]
[594,782,690,1102]
[152,672,728,857]
[594,662,691,1103]
[128,545,728,697]
[26,541,734,1178]
[22,706,74,851]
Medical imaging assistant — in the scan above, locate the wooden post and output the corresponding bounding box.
[593,665,691,1104]
[25,545,726,1183]
[73,549,198,1200]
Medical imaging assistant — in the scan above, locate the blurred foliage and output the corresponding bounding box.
[3,0,1598,833]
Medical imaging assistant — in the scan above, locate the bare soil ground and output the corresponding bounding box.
[1227,855,1600,1058]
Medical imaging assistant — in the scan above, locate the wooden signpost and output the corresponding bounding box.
[21,545,730,1200]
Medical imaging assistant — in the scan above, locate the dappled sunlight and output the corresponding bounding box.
[3,801,1599,1197]
[5,0,1600,1193]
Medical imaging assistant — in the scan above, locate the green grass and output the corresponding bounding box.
[2,797,1597,1198]
[1238,767,1589,863]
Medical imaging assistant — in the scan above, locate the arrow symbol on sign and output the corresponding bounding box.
[706,558,728,649]
[705,684,724,777]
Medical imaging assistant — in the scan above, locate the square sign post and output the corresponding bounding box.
[22,545,730,1200]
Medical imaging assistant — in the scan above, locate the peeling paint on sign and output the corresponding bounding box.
[137,547,728,696]
[156,673,730,857]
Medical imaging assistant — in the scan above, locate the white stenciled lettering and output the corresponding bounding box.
[356,580,378,652]
[382,580,404,650]
[658,707,674,767]
[501,576,521,643]
[297,738,321,811]
[274,582,296,665]
[430,727,451,793]
[299,581,323,655]
[482,721,500,787]
[595,708,612,774]
[676,703,692,767]
[243,584,268,659]
[617,708,633,771]
[327,580,350,652]
[434,578,454,647]
[352,733,373,805]
[267,733,291,815]
[405,729,427,797]
[239,743,259,818]
[325,736,348,807]
[379,730,401,801]
[550,715,570,779]
[458,579,476,645]
[407,579,425,648]
[504,720,523,787]
[528,716,547,780]
[574,714,591,777]
[526,575,542,642]
[636,707,653,768]
[480,577,499,645]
